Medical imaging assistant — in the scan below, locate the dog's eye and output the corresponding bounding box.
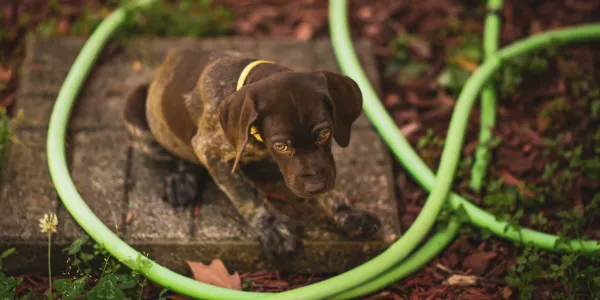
[318,129,331,142]
[273,143,289,152]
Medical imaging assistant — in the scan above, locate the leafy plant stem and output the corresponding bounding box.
[100,255,109,279]
[48,231,53,299]
[138,277,147,300]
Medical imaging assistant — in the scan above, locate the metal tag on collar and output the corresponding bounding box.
[250,125,263,142]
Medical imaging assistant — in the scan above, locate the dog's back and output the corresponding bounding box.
[145,48,254,163]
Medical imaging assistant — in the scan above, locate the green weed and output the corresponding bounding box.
[437,34,481,93]
[385,35,431,85]
[505,244,600,300]
[0,232,163,299]
[416,128,445,169]
[497,50,552,96]
[35,0,232,39]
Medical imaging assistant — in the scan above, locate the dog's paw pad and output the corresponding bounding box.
[258,217,303,261]
[334,209,381,239]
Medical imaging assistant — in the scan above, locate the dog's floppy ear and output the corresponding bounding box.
[218,88,258,173]
[321,71,363,147]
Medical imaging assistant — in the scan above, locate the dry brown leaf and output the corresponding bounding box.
[125,211,133,224]
[294,22,314,40]
[356,6,374,21]
[453,56,479,72]
[186,259,242,290]
[400,122,420,138]
[435,263,453,274]
[442,274,478,287]
[501,285,513,300]
[499,170,534,197]
[0,67,11,82]
[131,61,143,73]
[384,93,401,108]
[462,251,497,275]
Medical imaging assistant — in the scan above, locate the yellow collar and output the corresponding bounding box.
[236,59,274,143]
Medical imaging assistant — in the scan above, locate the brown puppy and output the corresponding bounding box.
[124,48,381,259]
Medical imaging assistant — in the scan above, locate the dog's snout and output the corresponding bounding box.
[285,157,337,198]
[296,168,330,195]
[298,168,327,179]
[304,181,327,194]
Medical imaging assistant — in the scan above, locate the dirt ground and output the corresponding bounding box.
[2,0,600,299]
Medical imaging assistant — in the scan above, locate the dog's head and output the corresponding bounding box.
[219,70,363,198]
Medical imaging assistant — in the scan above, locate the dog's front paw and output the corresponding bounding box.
[164,170,201,208]
[256,215,303,261]
[334,207,381,239]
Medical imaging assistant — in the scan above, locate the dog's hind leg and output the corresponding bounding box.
[315,184,381,239]
[124,83,174,161]
[124,83,205,208]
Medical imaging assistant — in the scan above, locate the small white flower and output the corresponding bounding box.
[39,213,58,233]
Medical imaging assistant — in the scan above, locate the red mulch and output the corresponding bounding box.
[2,0,600,299]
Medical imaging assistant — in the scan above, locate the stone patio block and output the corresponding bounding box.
[258,38,314,71]
[0,128,60,242]
[18,37,82,96]
[125,154,193,242]
[0,128,75,275]
[11,95,55,129]
[59,130,129,239]
[2,36,400,275]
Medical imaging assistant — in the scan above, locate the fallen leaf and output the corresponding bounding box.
[462,251,497,275]
[453,56,479,72]
[501,285,513,300]
[400,122,420,138]
[435,263,453,274]
[564,0,600,11]
[57,18,69,34]
[194,202,201,217]
[407,36,432,59]
[294,22,314,41]
[442,274,478,287]
[186,259,242,290]
[356,6,374,21]
[0,67,11,82]
[132,61,143,73]
[499,170,534,197]
[363,24,381,38]
[125,211,133,224]
[384,93,401,108]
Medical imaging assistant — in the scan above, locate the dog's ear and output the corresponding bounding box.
[218,88,258,173]
[320,71,363,147]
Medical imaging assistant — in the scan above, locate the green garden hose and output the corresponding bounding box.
[45,0,600,299]
[470,0,502,192]
[330,0,501,297]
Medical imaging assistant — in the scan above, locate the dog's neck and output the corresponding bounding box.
[242,61,293,87]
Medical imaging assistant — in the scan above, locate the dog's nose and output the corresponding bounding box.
[299,168,327,179]
[299,169,329,194]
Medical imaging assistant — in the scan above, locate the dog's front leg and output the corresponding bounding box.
[192,134,302,260]
[316,184,381,239]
